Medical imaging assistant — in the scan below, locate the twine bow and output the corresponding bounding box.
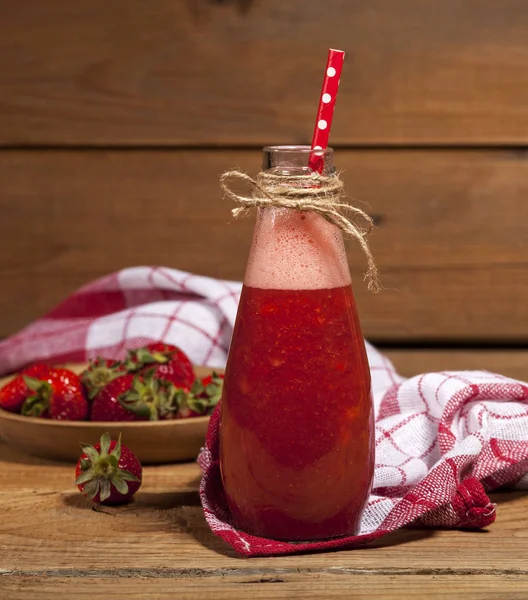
[220,170,381,293]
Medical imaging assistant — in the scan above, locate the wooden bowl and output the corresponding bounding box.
[0,364,215,464]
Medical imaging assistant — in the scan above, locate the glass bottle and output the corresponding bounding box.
[220,145,374,541]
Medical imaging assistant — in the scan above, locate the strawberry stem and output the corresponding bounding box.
[21,376,52,417]
[125,348,175,373]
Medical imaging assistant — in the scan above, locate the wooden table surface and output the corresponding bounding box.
[0,441,527,599]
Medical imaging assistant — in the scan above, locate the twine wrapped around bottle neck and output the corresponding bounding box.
[220,170,381,293]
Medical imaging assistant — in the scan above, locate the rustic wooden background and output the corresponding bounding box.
[1,0,528,369]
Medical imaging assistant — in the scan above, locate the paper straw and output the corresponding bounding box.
[308,49,345,173]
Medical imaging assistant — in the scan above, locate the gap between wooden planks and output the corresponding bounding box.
[385,349,528,382]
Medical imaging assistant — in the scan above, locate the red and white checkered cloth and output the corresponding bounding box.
[1,266,527,557]
[0,267,241,376]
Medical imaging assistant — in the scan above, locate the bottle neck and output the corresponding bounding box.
[259,145,336,219]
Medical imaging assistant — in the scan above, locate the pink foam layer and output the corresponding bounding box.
[244,209,351,290]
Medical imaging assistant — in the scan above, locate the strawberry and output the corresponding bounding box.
[171,385,205,419]
[21,368,88,420]
[90,373,176,421]
[194,372,224,409]
[81,357,126,400]
[171,372,224,419]
[126,343,195,389]
[75,432,142,504]
[0,364,51,413]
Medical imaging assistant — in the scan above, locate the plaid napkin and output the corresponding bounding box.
[200,366,528,556]
[1,266,527,557]
[0,267,241,376]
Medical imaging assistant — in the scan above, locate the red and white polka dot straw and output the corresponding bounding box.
[308,48,345,173]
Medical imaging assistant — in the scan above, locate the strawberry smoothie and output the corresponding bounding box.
[220,203,374,541]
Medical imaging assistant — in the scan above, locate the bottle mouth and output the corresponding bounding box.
[262,146,334,174]
[263,145,333,155]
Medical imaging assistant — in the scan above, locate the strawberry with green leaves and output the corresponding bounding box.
[170,385,206,419]
[126,343,195,389]
[171,372,225,418]
[169,372,224,418]
[90,372,176,421]
[81,357,126,400]
[0,363,51,413]
[194,372,224,408]
[75,433,142,504]
[21,367,88,421]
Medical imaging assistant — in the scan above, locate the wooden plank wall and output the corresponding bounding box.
[1,0,528,352]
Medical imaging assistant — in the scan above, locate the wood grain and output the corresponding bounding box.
[1,149,528,341]
[2,1,528,145]
[0,441,527,599]
[3,574,528,600]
